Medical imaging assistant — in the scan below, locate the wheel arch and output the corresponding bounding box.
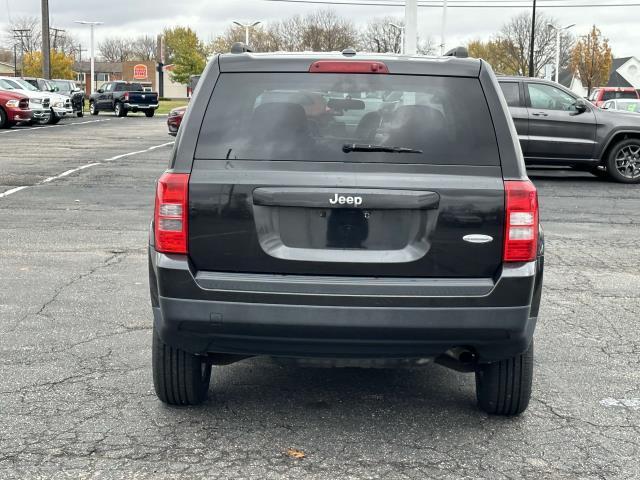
[600,131,640,163]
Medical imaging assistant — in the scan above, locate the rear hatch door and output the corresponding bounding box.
[188,68,504,278]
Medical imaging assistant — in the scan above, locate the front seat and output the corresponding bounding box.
[250,102,312,158]
[386,105,448,152]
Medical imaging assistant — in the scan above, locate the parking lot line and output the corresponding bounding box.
[0,141,174,199]
[0,118,115,135]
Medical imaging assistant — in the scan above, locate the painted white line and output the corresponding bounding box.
[0,118,114,135]
[0,186,29,198]
[0,142,174,199]
[600,398,640,410]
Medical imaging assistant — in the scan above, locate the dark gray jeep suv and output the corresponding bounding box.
[498,77,640,183]
[149,50,544,415]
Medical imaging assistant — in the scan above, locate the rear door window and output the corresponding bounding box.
[499,82,521,107]
[195,73,499,165]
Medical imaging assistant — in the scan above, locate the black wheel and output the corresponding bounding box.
[46,109,59,124]
[606,139,640,184]
[475,341,533,416]
[152,326,211,405]
[114,102,127,117]
[0,107,9,129]
[145,110,155,118]
[89,102,99,115]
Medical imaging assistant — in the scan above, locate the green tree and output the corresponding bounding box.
[570,26,613,96]
[22,50,74,79]
[163,27,207,84]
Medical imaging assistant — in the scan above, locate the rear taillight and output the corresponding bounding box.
[123,92,129,101]
[503,180,539,263]
[309,61,389,74]
[154,173,189,254]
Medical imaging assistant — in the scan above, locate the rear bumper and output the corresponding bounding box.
[124,103,158,110]
[150,252,543,363]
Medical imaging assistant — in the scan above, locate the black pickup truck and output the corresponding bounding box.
[89,81,159,117]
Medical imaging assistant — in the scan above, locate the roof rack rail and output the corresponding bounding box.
[230,42,253,54]
[444,47,469,59]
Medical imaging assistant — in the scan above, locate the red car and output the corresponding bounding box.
[588,87,639,107]
[0,89,32,128]
[167,105,187,136]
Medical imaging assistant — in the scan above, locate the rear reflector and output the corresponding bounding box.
[309,60,389,74]
[154,172,189,254]
[503,180,539,263]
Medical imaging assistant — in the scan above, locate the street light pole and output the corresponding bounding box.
[233,21,261,46]
[440,0,448,55]
[389,23,405,55]
[547,23,576,83]
[75,21,103,94]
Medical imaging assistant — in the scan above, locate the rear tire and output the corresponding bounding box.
[152,326,211,405]
[475,341,533,416]
[145,110,155,118]
[90,102,99,116]
[114,102,127,117]
[606,139,640,184]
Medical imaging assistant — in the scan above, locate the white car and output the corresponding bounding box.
[0,76,72,124]
[0,77,51,124]
[602,98,640,114]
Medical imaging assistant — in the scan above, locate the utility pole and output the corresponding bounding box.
[41,0,51,79]
[12,29,29,77]
[404,0,417,55]
[528,0,537,77]
[13,44,18,76]
[50,27,66,51]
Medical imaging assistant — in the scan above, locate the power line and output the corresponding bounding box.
[263,0,640,6]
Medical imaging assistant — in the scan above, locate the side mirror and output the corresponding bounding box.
[573,99,588,115]
[97,89,104,94]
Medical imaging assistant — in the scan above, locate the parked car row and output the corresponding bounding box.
[0,76,86,128]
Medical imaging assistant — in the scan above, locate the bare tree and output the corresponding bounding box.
[131,35,157,61]
[360,17,403,53]
[499,12,574,77]
[299,9,358,51]
[98,37,134,62]
[5,16,41,53]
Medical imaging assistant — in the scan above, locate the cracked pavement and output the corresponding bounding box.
[1,117,639,479]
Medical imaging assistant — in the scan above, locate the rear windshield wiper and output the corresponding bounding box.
[342,143,423,154]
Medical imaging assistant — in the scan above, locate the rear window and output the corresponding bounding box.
[499,82,521,107]
[602,90,638,101]
[114,83,143,92]
[195,73,499,165]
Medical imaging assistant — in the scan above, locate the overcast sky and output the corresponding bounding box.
[1,0,639,58]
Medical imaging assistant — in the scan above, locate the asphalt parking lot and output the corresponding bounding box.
[1,116,639,479]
